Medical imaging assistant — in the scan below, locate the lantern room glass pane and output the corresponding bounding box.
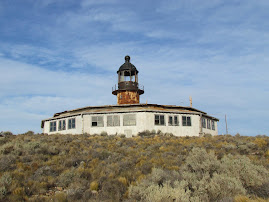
[120,75,124,82]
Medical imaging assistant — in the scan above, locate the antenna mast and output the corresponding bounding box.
[225,114,228,135]
[189,96,192,107]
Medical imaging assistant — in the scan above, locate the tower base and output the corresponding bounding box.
[117,91,139,104]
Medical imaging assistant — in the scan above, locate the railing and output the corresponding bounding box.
[112,82,144,92]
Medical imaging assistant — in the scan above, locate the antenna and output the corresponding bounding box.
[189,96,192,107]
[225,114,228,135]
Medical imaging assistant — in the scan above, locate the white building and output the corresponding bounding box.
[41,56,218,137]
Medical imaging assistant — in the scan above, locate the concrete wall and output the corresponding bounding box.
[44,116,82,135]
[200,118,218,136]
[43,112,218,137]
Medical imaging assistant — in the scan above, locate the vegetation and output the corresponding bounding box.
[0,131,268,201]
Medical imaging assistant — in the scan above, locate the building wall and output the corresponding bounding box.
[201,117,218,136]
[44,116,82,135]
[138,112,201,137]
[43,112,218,136]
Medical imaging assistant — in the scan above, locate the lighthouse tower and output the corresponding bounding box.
[112,55,144,104]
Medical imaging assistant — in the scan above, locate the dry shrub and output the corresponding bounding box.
[234,195,268,202]
[0,186,7,200]
[58,168,78,187]
[66,184,84,201]
[129,148,269,202]
[0,133,268,201]
[220,154,269,189]
[90,181,99,191]
[99,179,127,201]
[53,192,68,202]
[2,131,13,136]
[0,155,16,171]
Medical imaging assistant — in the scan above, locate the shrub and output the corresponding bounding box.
[0,173,12,187]
[248,181,269,199]
[23,131,34,136]
[0,155,16,171]
[128,168,183,201]
[100,131,108,136]
[0,133,267,201]
[220,154,269,189]
[53,192,67,202]
[99,179,127,201]
[2,131,13,136]
[130,180,191,202]
[90,181,99,191]
[207,173,246,201]
[129,148,269,202]
[203,133,212,138]
[138,130,153,137]
[58,169,78,187]
[66,184,84,201]
[181,147,220,180]
[0,186,7,200]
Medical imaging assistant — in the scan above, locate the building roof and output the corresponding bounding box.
[117,55,138,74]
[41,103,219,128]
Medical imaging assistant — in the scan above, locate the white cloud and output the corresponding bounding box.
[0,58,118,133]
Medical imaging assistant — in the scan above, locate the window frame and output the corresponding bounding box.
[212,120,215,130]
[207,119,211,129]
[202,118,206,128]
[58,119,66,131]
[68,118,76,129]
[182,116,191,126]
[107,115,120,127]
[123,114,136,126]
[168,115,179,126]
[50,121,57,132]
[91,116,104,127]
[155,114,165,126]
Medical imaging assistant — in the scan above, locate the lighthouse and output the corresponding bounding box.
[112,55,144,104]
[42,55,219,137]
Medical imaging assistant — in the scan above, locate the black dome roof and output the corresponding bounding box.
[117,55,139,74]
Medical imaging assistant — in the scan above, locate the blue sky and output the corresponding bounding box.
[0,0,268,135]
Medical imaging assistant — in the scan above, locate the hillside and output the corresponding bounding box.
[0,132,268,201]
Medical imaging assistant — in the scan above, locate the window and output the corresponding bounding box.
[155,115,165,125]
[123,114,136,126]
[182,116,191,126]
[58,120,66,131]
[202,118,206,128]
[92,116,104,127]
[68,118,76,129]
[50,121,56,132]
[168,115,179,126]
[107,115,120,126]
[207,119,211,129]
[212,120,215,130]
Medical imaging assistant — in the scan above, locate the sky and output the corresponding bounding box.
[0,0,268,136]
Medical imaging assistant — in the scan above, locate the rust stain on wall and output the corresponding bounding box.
[117,91,140,104]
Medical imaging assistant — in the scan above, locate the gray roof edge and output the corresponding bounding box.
[52,103,207,117]
[41,105,219,128]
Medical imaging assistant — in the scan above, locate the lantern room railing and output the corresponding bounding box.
[112,81,144,95]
